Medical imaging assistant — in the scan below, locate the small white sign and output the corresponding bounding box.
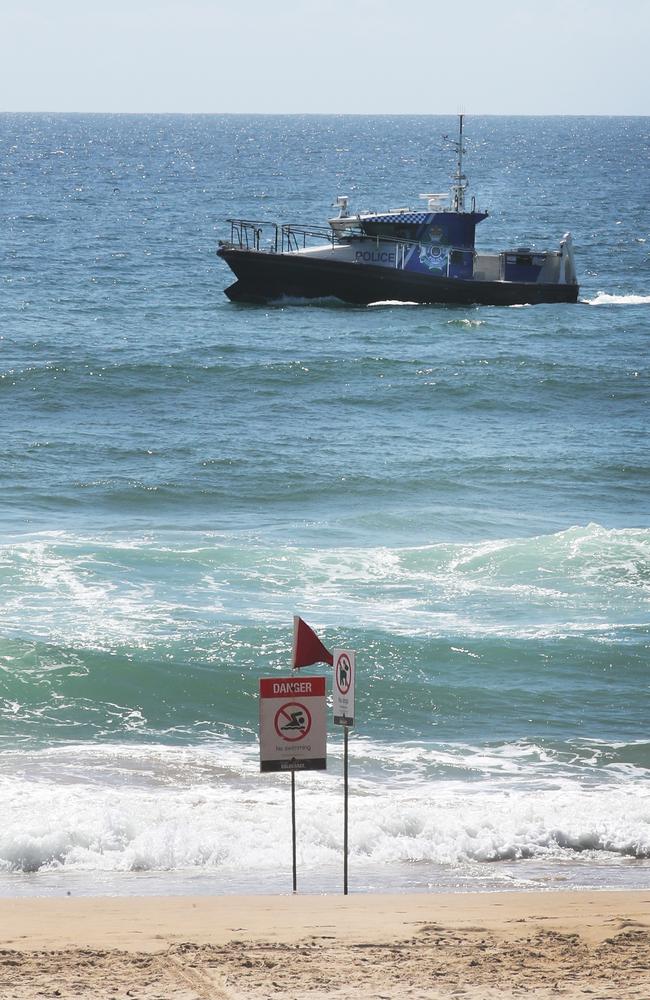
[259,676,327,772]
[333,648,355,727]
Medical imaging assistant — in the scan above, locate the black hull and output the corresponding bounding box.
[217,247,579,306]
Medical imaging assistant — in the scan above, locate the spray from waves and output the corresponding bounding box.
[1,740,650,877]
[584,292,650,306]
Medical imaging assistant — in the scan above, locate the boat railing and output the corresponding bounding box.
[223,219,339,254]
[224,219,278,252]
[280,224,335,253]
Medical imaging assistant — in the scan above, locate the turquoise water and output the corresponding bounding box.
[0,114,649,896]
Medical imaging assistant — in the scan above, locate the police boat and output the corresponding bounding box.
[217,116,579,307]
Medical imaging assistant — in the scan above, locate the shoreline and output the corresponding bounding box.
[2,888,649,998]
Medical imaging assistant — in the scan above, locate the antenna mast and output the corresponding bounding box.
[451,113,467,213]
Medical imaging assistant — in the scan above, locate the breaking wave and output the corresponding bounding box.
[1,740,649,882]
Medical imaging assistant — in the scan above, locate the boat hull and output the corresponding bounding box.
[217,247,580,306]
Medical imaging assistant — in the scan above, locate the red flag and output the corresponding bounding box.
[292,615,333,669]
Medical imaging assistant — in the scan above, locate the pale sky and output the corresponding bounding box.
[2,0,648,115]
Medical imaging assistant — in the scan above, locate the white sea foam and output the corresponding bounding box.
[367,300,419,307]
[1,742,649,878]
[446,318,485,327]
[0,523,647,646]
[584,292,650,306]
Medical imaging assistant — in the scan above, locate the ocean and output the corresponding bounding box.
[0,113,648,898]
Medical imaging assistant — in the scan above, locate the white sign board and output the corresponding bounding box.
[333,649,355,727]
[259,676,327,772]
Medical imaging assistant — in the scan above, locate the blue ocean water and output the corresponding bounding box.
[0,114,649,897]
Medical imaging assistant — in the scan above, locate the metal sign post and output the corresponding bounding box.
[291,770,297,893]
[333,649,355,895]
[343,724,349,894]
[259,675,327,892]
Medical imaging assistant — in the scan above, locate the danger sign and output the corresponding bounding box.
[333,648,355,727]
[260,676,326,772]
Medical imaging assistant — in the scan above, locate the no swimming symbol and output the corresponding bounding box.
[274,702,312,742]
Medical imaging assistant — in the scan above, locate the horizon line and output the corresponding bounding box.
[2,109,649,118]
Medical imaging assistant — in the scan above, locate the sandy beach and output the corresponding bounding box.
[1,889,649,999]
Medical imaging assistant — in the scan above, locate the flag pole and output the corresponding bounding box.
[291,767,297,893]
[290,624,297,895]
[291,616,337,896]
